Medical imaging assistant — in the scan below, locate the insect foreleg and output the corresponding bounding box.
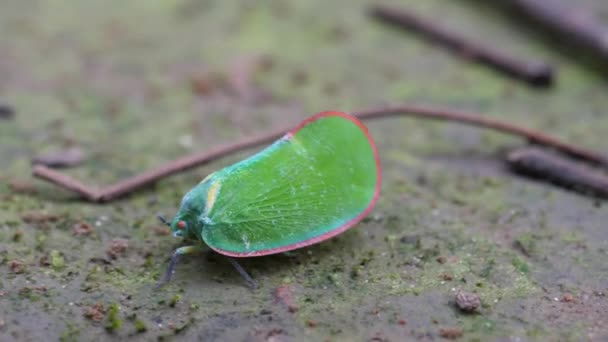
[156,245,204,288]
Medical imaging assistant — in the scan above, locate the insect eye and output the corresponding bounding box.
[177,221,186,229]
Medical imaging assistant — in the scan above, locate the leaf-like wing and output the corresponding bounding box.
[201,112,380,256]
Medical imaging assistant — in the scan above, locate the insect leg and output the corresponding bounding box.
[156,245,204,289]
[226,257,258,289]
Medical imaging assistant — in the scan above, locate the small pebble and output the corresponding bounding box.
[0,104,15,119]
[21,211,59,224]
[32,146,86,168]
[84,303,106,322]
[8,179,37,194]
[73,222,94,236]
[439,327,463,339]
[153,226,171,236]
[455,290,481,313]
[440,273,454,281]
[562,293,574,302]
[190,73,218,96]
[106,239,129,259]
[8,260,26,274]
[306,320,317,328]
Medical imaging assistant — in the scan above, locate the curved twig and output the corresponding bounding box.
[355,105,607,164]
[32,105,607,202]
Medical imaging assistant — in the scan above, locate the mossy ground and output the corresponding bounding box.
[1,1,607,341]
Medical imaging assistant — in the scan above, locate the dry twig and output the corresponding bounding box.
[32,105,607,202]
[506,147,608,198]
[510,0,608,61]
[370,5,554,87]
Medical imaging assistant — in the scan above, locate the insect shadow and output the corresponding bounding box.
[159,233,358,290]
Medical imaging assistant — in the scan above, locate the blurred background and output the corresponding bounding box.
[1,1,607,341]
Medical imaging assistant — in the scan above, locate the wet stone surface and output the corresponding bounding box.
[1,0,607,341]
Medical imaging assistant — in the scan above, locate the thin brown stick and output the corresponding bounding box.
[510,0,608,61]
[369,5,554,87]
[32,105,607,202]
[99,131,284,201]
[506,147,608,198]
[33,165,101,200]
[355,105,607,165]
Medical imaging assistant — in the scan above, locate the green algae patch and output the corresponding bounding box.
[169,294,182,308]
[1,0,608,340]
[511,256,530,274]
[134,318,147,333]
[407,239,539,304]
[59,322,81,342]
[105,303,123,333]
[50,250,65,271]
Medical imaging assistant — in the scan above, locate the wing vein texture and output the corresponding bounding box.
[202,113,379,255]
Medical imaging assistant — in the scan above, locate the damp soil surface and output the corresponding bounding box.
[1,1,607,341]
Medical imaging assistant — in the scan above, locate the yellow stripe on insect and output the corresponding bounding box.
[205,180,221,215]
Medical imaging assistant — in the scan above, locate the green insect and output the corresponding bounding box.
[159,111,381,287]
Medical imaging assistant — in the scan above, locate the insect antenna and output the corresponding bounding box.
[158,215,171,227]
